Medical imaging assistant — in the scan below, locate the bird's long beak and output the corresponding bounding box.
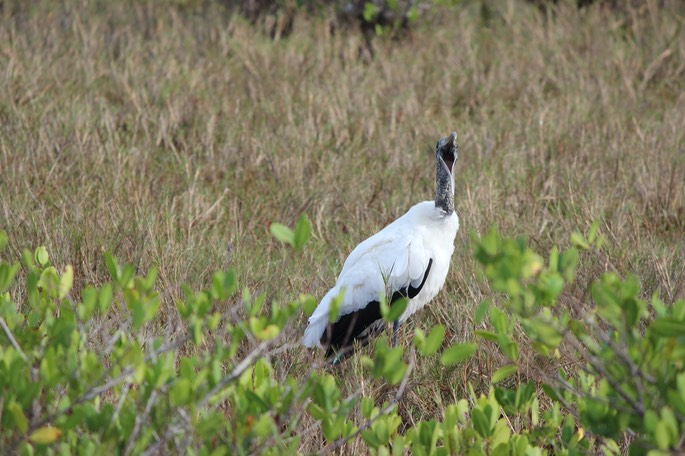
[439,132,458,174]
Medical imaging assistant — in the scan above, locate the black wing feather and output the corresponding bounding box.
[322,258,434,359]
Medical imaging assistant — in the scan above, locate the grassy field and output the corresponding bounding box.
[1,0,684,451]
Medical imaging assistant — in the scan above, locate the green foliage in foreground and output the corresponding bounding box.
[0,223,684,455]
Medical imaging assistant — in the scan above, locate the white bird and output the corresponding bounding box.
[303,132,460,361]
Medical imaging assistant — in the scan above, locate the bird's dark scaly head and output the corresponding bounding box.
[436,131,458,176]
[434,131,458,215]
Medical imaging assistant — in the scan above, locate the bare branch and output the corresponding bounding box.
[320,347,416,454]
[197,339,272,409]
[29,336,189,432]
[0,316,28,362]
[125,390,159,456]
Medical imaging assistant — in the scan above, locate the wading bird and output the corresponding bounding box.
[303,132,460,362]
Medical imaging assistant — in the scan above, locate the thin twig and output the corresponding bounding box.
[29,336,189,431]
[0,316,28,362]
[320,347,416,454]
[566,333,645,417]
[67,294,86,335]
[111,382,132,425]
[586,315,656,384]
[585,316,651,414]
[197,339,272,409]
[124,390,159,456]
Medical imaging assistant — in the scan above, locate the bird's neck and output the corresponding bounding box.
[435,163,454,215]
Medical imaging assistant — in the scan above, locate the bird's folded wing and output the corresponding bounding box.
[303,227,430,348]
[321,234,430,317]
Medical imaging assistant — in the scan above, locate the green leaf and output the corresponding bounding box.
[379,344,408,385]
[0,262,20,292]
[58,265,74,299]
[440,343,477,366]
[561,415,574,443]
[361,397,375,419]
[413,328,426,351]
[270,223,294,246]
[140,266,158,291]
[98,283,113,313]
[9,401,28,433]
[208,312,221,330]
[35,246,49,267]
[392,435,405,456]
[489,306,509,333]
[541,383,564,403]
[515,382,536,409]
[29,426,63,445]
[144,293,161,323]
[374,419,389,445]
[474,299,489,324]
[104,252,120,282]
[258,324,280,341]
[211,270,237,300]
[40,348,59,386]
[643,409,658,433]
[329,290,344,322]
[531,397,539,426]
[38,266,60,296]
[414,420,440,452]
[475,330,499,342]
[559,247,578,282]
[250,317,281,341]
[570,232,589,249]
[383,297,408,323]
[407,4,419,22]
[539,271,564,299]
[170,379,192,406]
[128,295,146,330]
[120,264,134,289]
[301,294,317,316]
[512,435,531,456]
[651,318,685,337]
[80,286,98,320]
[492,419,511,448]
[472,407,492,438]
[497,333,519,361]
[521,250,544,278]
[420,325,445,356]
[456,399,469,423]
[249,292,266,317]
[655,424,670,450]
[22,248,35,269]
[363,2,379,22]
[479,227,500,258]
[660,406,678,446]
[548,246,559,271]
[293,213,311,250]
[622,297,641,329]
[522,318,562,349]
[588,220,600,244]
[361,428,383,449]
[492,365,517,384]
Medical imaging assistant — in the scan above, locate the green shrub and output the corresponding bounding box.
[1,222,684,454]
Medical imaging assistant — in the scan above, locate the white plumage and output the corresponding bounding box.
[303,132,460,359]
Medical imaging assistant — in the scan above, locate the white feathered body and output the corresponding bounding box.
[303,201,459,349]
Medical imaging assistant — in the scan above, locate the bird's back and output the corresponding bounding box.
[303,201,459,350]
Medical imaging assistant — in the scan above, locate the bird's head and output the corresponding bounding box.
[436,131,458,176]
[434,131,458,215]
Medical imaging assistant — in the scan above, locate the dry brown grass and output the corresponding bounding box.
[1,0,684,451]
